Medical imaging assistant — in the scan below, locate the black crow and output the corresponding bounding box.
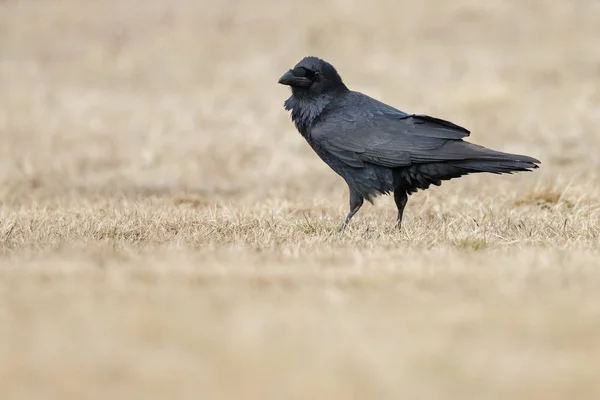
[278,56,540,229]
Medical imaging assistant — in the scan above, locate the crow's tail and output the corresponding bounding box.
[396,147,540,193]
[447,153,540,174]
[430,140,540,174]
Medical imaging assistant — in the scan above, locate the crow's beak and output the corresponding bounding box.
[278,70,312,87]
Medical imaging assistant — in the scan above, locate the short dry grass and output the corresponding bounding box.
[1,0,600,398]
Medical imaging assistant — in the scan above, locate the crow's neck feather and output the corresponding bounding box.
[284,94,333,137]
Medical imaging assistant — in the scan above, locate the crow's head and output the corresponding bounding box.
[278,56,347,96]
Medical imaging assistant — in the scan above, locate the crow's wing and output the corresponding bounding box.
[311,103,526,169]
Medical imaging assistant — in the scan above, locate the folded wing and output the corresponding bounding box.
[312,106,539,170]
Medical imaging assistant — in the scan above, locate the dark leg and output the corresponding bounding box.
[394,188,408,229]
[338,190,364,231]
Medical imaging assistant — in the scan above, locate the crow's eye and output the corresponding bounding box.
[314,71,320,78]
[303,69,318,81]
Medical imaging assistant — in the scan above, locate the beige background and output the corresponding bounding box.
[1,0,600,398]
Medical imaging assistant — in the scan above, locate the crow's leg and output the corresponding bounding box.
[338,190,363,231]
[394,188,408,229]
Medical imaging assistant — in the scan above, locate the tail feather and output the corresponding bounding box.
[448,157,540,174]
[396,151,540,194]
[438,141,540,174]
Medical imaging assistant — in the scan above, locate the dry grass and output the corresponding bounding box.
[1,0,600,398]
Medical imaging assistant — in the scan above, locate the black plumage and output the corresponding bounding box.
[278,56,540,229]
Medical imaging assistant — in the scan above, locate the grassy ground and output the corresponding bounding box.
[1,0,600,398]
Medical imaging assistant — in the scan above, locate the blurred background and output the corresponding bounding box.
[1,1,600,399]
[2,0,599,201]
